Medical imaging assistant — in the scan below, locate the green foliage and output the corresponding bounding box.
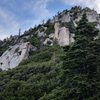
[70,6,82,20]
[0,46,64,100]
[29,35,40,48]
[62,13,100,99]
[76,13,98,39]
[45,23,54,35]
[31,51,53,62]
[60,20,76,33]
[21,27,36,37]
[0,10,100,100]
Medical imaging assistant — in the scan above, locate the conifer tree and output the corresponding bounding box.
[62,13,100,99]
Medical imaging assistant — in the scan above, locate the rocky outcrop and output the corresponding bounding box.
[43,22,75,47]
[54,23,74,46]
[43,38,53,46]
[37,31,46,37]
[61,13,71,22]
[54,23,60,39]
[1,6,100,70]
[51,7,100,24]
[0,42,35,70]
[58,27,70,46]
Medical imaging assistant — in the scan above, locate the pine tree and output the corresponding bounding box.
[62,13,100,99]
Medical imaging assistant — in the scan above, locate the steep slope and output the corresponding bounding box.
[0,6,100,70]
[0,6,100,100]
[0,42,36,70]
[0,17,100,99]
[1,6,100,48]
[0,45,65,100]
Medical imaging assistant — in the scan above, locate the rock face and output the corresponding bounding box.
[49,8,100,46]
[43,38,53,46]
[51,7,100,24]
[61,13,71,22]
[1,6,100,70]
[0,42,34,70]
[43,22,75,47]
[54,23,74,46]
[54,23,60,39]
[37,31,46,37]
[86,10,99,22]
[36,7,100,47]
[58,27,70,46]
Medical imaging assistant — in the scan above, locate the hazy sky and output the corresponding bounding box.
[0,0,100,40]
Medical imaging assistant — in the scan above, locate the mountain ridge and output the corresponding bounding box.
[0,6,100,70]
[0,6,100,100]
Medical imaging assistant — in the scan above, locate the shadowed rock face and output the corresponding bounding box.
[0,42,34,70]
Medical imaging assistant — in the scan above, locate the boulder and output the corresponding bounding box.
[43,38,53,46]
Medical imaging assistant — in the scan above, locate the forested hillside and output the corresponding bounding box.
[0,11,100,100]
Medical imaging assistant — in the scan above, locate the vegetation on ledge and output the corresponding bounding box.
[0,14,100,100]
